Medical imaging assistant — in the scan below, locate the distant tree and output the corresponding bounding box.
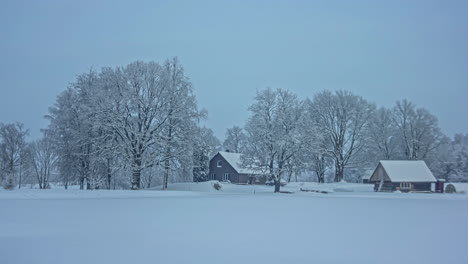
[310,90,375,182]
[452,134,468,181]
[302,99,330,183]
[392,100,444,160]
[223,126,246,153]
[0,122,29,188]
[28,134,57,189]
[193,127,220,182]
[243,88,304,192]
[46,88,83,189]
[367,107,399,161]
[159,58,201,189]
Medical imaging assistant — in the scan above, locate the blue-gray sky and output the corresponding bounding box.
[1,0,467,140]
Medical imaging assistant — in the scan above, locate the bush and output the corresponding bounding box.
[445,184,456,193]
[2,178,16,190]
[213,182,222,191]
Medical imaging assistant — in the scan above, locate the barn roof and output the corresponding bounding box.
[378,160,436,183]
[217,151,259,175]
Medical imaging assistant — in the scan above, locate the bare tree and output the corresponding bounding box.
[223,126,246,153]
[0,122,29,188]
[392,100,444,160]
[243,88,304,192]
[193,126,221,182]
[367,107,399,161]
[28,136,57,189]
[311,90,375,182]
[160,58,201,190]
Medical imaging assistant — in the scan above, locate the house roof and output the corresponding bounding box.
[217,151,259,175]
[378,160,436,183]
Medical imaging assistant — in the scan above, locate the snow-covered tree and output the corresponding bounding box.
[301,99,331,183]
[46,58,202,190]
[243,88,304,192]
[392,100,444,161]
[449,134,468,181]
[28,134,57,189]
[223,126,246,153]
[0,122,29,189]
[46,88,83,189]
[311,90,375,182]
[193,126,221,182]
[159,58,201,189]
[367,107,399,161]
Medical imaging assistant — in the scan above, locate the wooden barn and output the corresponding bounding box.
[208,151,266,184]
[369,160,437,192]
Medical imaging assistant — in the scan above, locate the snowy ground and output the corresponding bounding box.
[1,182,468,264]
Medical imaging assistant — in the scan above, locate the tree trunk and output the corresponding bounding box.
[334,161,344,182]
[131,169,141,190]
[274,179,281,193]
[107,158,112,190]
[163,159,169,190]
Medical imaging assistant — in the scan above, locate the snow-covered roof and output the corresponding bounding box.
[217,151,260,175]
[379,160,436,183]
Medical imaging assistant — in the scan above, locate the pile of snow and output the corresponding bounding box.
[284,181,375,193]
[446,183,468,194]
[158,181,273,194]
[158,181,375,194]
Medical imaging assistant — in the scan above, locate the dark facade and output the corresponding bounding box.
[208,153,266,184]
[372,182,432,192]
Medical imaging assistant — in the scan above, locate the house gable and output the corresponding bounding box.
[369,163,391,182]
[211,153,239,174]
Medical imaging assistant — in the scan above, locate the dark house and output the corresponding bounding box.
[208,151,266,184]
[369,160,437,192]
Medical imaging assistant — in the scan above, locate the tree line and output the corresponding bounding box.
[225,88,468,192]
[1,59,467,191]
[1,58,220,190]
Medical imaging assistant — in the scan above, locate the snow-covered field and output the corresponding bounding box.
[1,182,468,264]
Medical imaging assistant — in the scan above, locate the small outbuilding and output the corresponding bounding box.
[369,160,437,192]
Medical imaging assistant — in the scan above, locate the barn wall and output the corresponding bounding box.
[412,182,432,192]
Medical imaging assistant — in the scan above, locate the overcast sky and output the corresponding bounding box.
[1,0,467,140]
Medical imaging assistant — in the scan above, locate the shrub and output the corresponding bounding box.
[213,182,222,191]
[2,178,16,190]
[445,184,456,193]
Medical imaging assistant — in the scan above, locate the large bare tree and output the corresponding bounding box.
[243,88,304,192]
[311,90,375,182]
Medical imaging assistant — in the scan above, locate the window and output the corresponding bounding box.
[223,173,230,181]
[210,173,215,180]
[401,182,411,189]
[217,160,222,167]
